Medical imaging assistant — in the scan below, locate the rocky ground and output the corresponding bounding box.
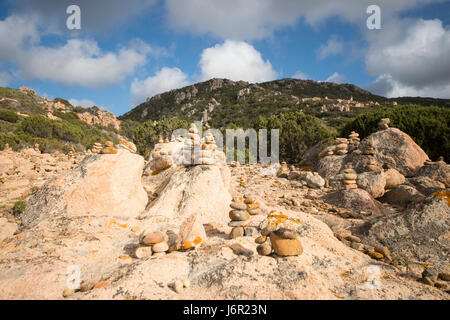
[0,124,449,300]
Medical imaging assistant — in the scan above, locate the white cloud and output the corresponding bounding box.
[199,40,277,82]
[0,15,153,87]
[69,98,96,108]
[368,74,450,99]
[366,18,450,98]
[292,71,308,80]
[165,0,444,40]
[325,72,348,84]
[317,36,344,59]
[130,67,190,104]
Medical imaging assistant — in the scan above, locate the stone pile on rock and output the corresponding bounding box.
[333,138,349,156]
[149,140,174,172]
[277,161,290,178]
[228,195,261,239]
[362,142,376,156]
[343,168,358,190]
[347,131,360,152]
[365,159,380,172]
[378,118,390,130]
[91,142,103,154]
[101,141,118,154]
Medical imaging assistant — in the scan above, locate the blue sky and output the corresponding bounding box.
[0,0,449,116]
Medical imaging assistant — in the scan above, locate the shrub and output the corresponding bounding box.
[0,110,20,123]
[13,200,26,215]
[339,105,450,161]
[253,112,335,163]
[133,118,189,157]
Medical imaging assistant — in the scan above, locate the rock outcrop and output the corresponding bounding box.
[22,149,147,228]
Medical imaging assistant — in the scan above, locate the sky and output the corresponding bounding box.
[0,0,449,116]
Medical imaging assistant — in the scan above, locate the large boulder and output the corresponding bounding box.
[316,155,345,179]
[353,197,450,267]
[140,165,232,225]
[357,128,429,177]
[380,185,425,207]
[384,168,406,189]
[21,150,148,228]
[322,188,385,217]
[356,172,386,198]
[415,162,450,187]
[407,176,446,196]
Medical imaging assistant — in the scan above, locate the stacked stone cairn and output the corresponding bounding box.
[365,159,380,172]
[91,141,118,154]
[135,230,203,259]
[378,118,390,130]
[256,211,303,257]
[362,142,376,156]
[149,137,174,171]
[343,167,358,190]
[91,142,103,154]
[229,195,260,239]
[34,143,40,153]
[347,131,360,152]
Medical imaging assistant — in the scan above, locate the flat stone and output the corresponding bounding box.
[152,241,169,253]
[228,220,250,227]
[229,210,250,221]
[255,235,267,244]
[273,228,297,239]
[230,227,244,239]
[141,232,164,246]
[247,207,261,215]
[134,246,153,259]
[230,202,247,210]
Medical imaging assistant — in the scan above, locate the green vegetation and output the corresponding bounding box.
[340,105,450,161]
[13,200,26,215]
[133,117,189,158]
[0,110,20,123]
[254,112,335,162]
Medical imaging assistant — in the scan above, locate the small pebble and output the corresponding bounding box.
[257,244,272,256]
[255,235,267,244]
[230,227,244,239]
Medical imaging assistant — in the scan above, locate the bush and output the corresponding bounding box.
[134,118,189,157]
[253,112,335,163]
[13,200,26,215]
[339,105,450,161]
[0,110,20,123]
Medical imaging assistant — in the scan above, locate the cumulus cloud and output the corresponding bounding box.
[130,67,190,104]
[165,0,444,40]
[366,18,450,98]
[368,74,450,99]
[292,71,308,80]
[0,15,153,87]
[199,40,277,82]
[325,72,348,84]
[68,98,97,108]
[317,36,344,60]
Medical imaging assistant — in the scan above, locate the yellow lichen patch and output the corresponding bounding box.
[247,202,260,209]
[90,250,98,254]
[340,270,353,277]
[193,236,202,245]
[266,212,301,228]
[119,255,130,260]
[108,220,127,229]
[433,190,450,206]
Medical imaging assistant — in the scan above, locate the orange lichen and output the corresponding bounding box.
[183,240,193,250]
[433,190,450,206]
[266,212,301,228]
[247,202,260,209]
[193,236,202,245]
[119,255,130,260]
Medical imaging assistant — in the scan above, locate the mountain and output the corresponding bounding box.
[119,78,450,128]
[0,86,121,153]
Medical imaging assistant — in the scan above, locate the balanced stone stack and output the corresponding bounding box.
[362,143,376,156]
[149,142,174,171]
[378,118,390,130]
[343,168,358,190]
[277,161,290,178]
[183,123,203,166]
[134,231,170,259]
[365,159,380,172]
[199,130,218,165]
[34,143,40,153]
[348,131,360,152]
[333,138,349,156]
[228,195,260,239]
[91,142,102,154]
